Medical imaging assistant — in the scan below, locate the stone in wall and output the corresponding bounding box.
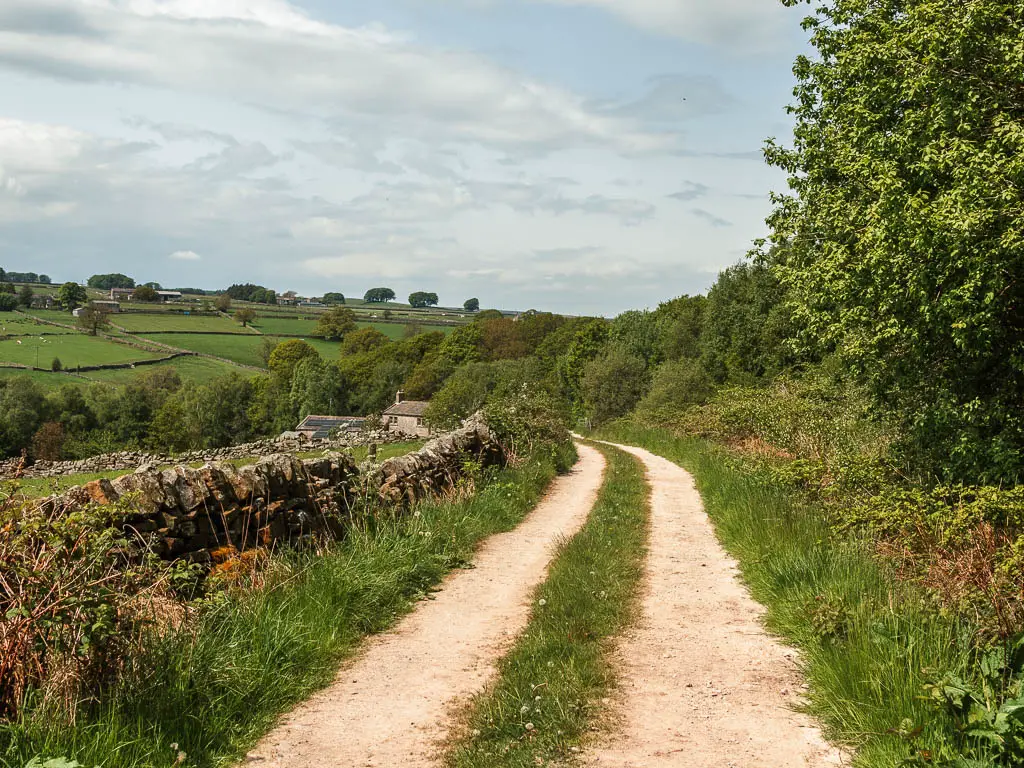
[376,414,504,506]
[37,452,360,565]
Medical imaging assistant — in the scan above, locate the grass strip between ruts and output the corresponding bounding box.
[0,445,576,768]
[448,442,650,768]
[592,422,978,768]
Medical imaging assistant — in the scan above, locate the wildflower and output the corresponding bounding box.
[525,723,536,732]
[538,598,547,607]
[521,704,530,714]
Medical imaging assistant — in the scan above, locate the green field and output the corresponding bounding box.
[139,334,269,367]
[22,309,78,325]
[0,367,91,389]
[115,313,257,334]
[0,334,158,369]
[0,315,76,336]
[251,317,319,335]
[83,356,251,385]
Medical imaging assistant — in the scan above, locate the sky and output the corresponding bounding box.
[0,0,808,315]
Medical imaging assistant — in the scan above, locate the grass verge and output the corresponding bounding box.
[448,443,649,768]
[593,421,976,767]
[0,444,575,768]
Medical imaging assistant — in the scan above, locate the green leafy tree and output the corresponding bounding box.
[76,305,112,336]
[57,282,88,312]
[133,285,159,302]
[699,262,797,385]
[363,287,396,303]
[654,295,706,362]
[214,294,232,312]
[581,349,649,426]
[340,328,390,356]
[234,308,257,328]
[268,339,320,381]
[408,291,439,308]
[314,306,357,340]
[463,298,480,313]
[610,310,662,369]
[87,273,135,290]
[0,283,14,294]
[0,294,17,312]
[323,292,346,305]
[16,285,33,308]
[763,0,1024,481]
[291,357,349,419]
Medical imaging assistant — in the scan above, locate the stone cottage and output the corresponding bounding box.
[382,391,432,438]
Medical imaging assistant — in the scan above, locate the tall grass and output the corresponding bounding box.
[594,422,976,767]
[449,444,649,768]
[0,445,575,768]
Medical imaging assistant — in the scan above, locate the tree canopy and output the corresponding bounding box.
[363,287,396,303]
[133,286,159,303]
[409,292,439,308]
[764,0,1024,481]
[57,283,88,311]
[314,306,357,340]
[322,292,346,305]
[463,298,480,313]
[87,274,135,290]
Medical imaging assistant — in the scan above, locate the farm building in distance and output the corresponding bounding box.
[382,391,432,438]
[294,415,367,439]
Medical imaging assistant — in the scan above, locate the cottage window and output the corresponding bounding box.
[390,416,398,424]
[416,417,424,426]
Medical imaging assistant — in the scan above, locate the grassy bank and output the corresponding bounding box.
[0,444,575,768]
[448,443,649,768]
[592,422,981,767]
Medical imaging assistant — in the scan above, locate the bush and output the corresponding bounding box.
[483,386,571,464]
[0,497,167,723]
[581,349,648,426]
[636,358,716,418]
[50,358,62,372]
[0,294,18,312]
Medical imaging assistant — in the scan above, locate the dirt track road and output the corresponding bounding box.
[245,443,606,768]
[584,441,843,767]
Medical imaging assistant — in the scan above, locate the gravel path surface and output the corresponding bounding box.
[583,441,843,768]
[245,443,606,768]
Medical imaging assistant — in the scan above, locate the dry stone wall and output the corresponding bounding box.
[0,429,413,480]
[27,417,504,566]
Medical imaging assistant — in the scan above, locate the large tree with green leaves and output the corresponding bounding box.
[314,306,357,340]
[764,0,1024,481]
[57,282,88,311]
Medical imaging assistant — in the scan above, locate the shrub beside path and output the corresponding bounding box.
[583,440,843,767]
[245,443,607,767]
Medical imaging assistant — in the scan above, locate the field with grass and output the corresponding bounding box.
[0,333,159,369]
[0,315,76,336]
[115,313,257,334]
[138,333,269,367]
[83,355,250,385]
[0,368,91,388]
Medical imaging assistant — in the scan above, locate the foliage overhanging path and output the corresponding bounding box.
[246,443,606,768]
[582,438,843,767]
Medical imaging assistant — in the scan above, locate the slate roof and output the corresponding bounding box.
[382,400,430,417]
[296,415,366,438]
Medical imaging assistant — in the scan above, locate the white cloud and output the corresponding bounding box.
[0,0,673,156]
[530,0,792,50]
[169,250,202,260]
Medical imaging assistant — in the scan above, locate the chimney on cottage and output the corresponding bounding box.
[396,390,405,404]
